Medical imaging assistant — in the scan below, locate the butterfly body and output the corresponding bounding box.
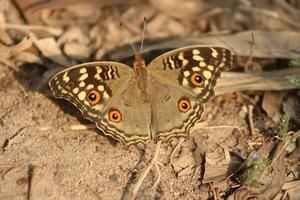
[49,46,232,145]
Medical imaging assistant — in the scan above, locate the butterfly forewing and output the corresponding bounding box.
[48,62,133,122]
[148,46,233,102]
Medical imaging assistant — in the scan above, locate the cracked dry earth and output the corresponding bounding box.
[0,63,247,199]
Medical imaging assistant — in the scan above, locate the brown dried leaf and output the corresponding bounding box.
[64,42,92,60]
[57,27,90,46]
[14,51,43,65]
[262,91,285,121]
[0,37,33,67]
[282,180,300,200]
[30,33,71,66]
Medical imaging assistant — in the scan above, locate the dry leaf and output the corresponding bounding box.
[30,33,71,66]
[0,37,33,67]
[64,41,92,60]
[14,51,43,65]
[282,180,300,200]
[262,91,285,121]
[57,27,90,46]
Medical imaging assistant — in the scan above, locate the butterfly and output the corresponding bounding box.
[48,45,232,146]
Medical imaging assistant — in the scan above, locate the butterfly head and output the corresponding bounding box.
[133,54,146,69]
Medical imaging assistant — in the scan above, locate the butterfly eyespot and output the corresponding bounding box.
[67,82,75,87]
[109,109,122,123]
[87,90,101,105]
[190,73,204,86]
[178,99,191,113]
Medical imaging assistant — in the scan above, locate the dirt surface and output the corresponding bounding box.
[0,63,247,199]
[1,0,300,200]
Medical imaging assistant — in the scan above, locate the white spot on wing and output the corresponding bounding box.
[79,81,85,87]
[79,68,87,74]
[192,66,200,71]
[183,71,190,77]
[192,49,200,55]
[86,84,94,90]
[78,91,86,100]
[63,72,70,83]
[193,55,204,61]
[72,87,79,94]
[203,71,212,79]
[79,73,88,81]
[98,85,104,91]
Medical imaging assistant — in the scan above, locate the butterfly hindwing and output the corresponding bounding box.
[96,82,152,145]
[150,80,204,142]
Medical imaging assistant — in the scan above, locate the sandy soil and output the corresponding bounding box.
[0,62,250,199]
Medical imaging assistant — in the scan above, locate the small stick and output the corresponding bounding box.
[247,104,255,136]
[1,23,62,36]
[130,141,162,198]
[151,162,161,190]
[169,138,185,162]
[244,32,255,71]
[26,165,34,200]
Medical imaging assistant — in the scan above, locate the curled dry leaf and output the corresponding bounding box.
[57,27,90,46]
[282,180,300,199]
[89,26,103,49]
[171,141,196,177]
[0,37,36,67]
[147,14,186,37]
[30,33,71,66]
[63,41,92,60]
[262,91,285,121]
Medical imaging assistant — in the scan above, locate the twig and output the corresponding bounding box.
[169,138,185,163]
[151,162,161,190]
[130,141,161,198]
[2,127,26,151]
[247,105,255,136]
[244,32,255,71]
[26,164,34,200]
[1,23,62,36]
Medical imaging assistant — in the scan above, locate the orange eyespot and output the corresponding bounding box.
[178,99,191,113]
[87,90,101,105]
[108,109,122,123]
[190,73,204,86]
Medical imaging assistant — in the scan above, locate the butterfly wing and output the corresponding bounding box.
[148,46,233,141]
[49,62,151,144]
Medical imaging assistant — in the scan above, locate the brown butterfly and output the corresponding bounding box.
[49,45,232,145]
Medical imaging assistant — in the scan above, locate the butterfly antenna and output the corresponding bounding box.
[119,21,138,55]
[139,16,147,57]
